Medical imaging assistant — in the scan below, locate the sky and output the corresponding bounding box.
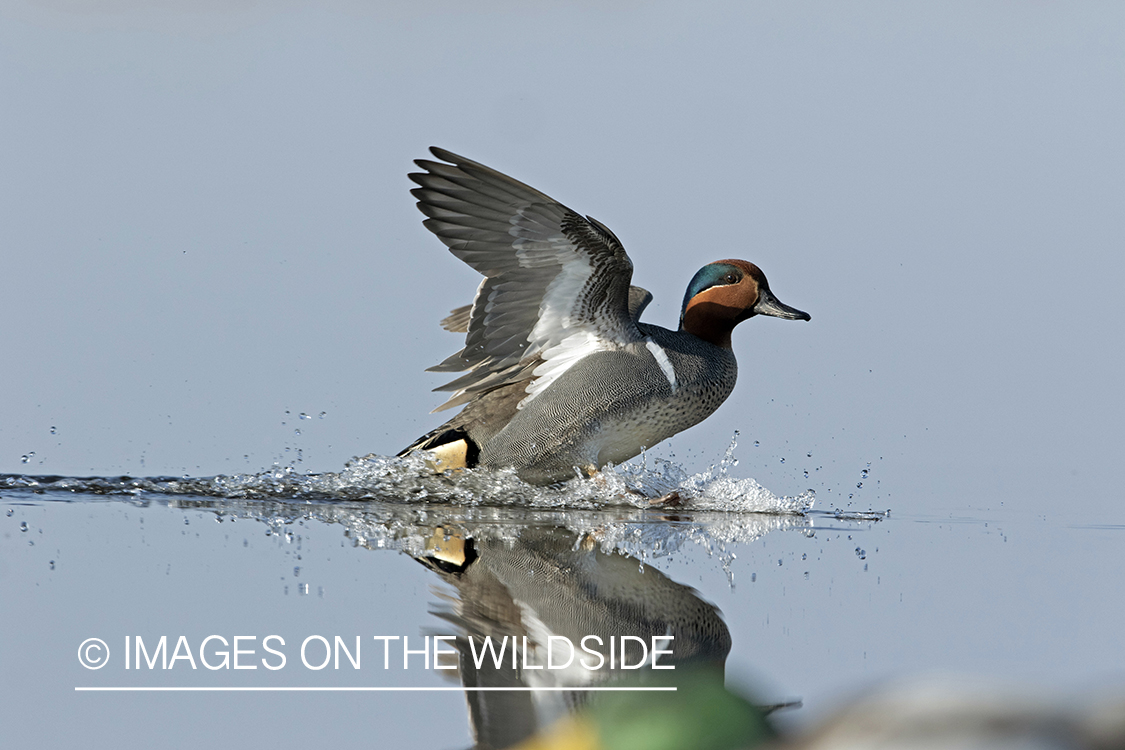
[2,0,1123,516]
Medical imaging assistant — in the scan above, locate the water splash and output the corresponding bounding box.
[0,436,893,582]
[0,434,812,515]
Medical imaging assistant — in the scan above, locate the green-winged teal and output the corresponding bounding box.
[400,148,809,485]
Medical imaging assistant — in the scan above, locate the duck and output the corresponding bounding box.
[399,147,809,486]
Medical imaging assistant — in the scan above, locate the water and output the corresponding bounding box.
[4,447,1121,748]
[0,440,827,574]
[0,448,867,746]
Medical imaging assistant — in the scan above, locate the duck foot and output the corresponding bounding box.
[581,467,688,507]
[647,490,685,507]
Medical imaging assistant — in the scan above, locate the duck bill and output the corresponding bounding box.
[753,289,811,321]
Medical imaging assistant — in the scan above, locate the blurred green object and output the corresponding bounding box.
[515,668,776,750]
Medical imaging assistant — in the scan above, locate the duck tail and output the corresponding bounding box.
[397,427,481,470]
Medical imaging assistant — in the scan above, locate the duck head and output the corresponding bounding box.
[679,259,810,349]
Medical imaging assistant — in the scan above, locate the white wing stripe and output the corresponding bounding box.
[645,338,678,394]
[521,330,607,408]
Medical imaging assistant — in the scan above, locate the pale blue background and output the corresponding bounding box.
[3,1,1121,509]
[2,2,1124,748]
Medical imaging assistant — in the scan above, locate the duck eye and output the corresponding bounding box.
[724,273,739,284]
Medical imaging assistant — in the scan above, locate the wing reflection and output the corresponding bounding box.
[414,525,730,749]
[15,483,812,748]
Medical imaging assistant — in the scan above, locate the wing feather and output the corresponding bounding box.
[412,148,641,412]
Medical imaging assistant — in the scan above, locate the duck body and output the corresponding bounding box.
[479,324,737,485]
[399,148,809,486]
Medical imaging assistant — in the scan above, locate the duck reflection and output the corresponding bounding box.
[85,485,805,747]
[414,524,731,750]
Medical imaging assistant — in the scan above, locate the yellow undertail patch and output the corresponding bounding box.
[425,439,469,472]
[425,526,467,567]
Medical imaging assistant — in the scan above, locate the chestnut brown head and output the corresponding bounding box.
[679,259,809,348]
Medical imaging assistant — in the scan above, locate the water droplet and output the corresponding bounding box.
[318,412,326,419]
[20,521,28,532]
[184,517,190,525]
[861,469,869,479]
[294,429,301,436]
[806,452,812,458]
[299,413,310,420]
[856,482,863,489]
[855,547,866,560]
[5,509,13,517]
[801,553,807,560]
[50,426,57,435]
[49,560,55,570]
[20,452,34,464]
[779,457,785,464]
[803,470,809,478]
[298,583,309,595]
[754,441,760,447]
[750,573,756,583]
[293,566,301,577]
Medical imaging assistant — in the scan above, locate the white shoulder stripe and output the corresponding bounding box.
[645,338,677,394]
[520,330,609,408]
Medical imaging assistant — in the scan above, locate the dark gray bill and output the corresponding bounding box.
[753,288,811,321]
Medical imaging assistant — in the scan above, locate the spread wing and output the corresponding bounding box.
[411,147,641,412]
[439,284,652,334]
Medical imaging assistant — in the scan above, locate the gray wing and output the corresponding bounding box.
[439,305,472,333]
[412,147,642,412]
[439,283,650,334]
[627,285,653,321]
